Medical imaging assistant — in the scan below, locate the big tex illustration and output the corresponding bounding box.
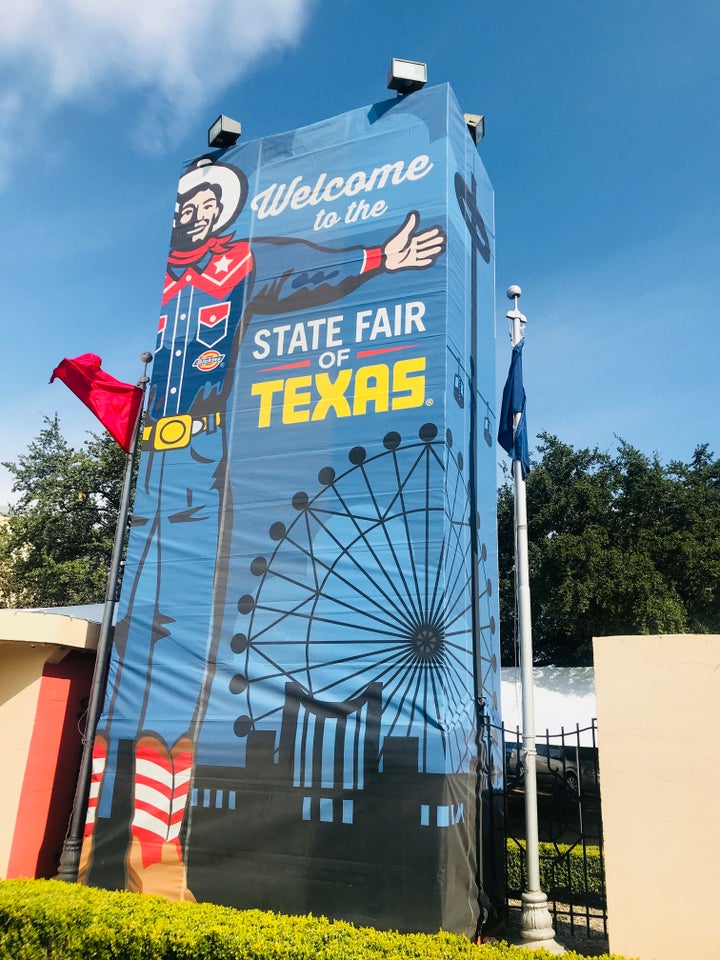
[83,84,502,935]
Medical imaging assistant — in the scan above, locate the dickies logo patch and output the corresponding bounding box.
[193,350,225,372]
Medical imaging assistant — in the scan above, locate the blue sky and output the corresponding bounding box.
[1,0,718,507]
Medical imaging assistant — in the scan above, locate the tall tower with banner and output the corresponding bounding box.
[81,82,502,936]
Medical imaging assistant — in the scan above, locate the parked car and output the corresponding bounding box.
[504,740,600,796]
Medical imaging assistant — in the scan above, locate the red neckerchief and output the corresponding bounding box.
[167,235,235,269]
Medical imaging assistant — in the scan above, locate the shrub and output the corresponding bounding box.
[506,841,605,907]
[0,878,627,960]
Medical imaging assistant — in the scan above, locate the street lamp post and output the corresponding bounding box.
[56,351,152,883]
[505,286,563,952]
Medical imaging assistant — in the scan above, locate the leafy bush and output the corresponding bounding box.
[0,879,631,960]
[506,841,605,906]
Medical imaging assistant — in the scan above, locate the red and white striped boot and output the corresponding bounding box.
[78,733,107,884]
[125,734,195,901]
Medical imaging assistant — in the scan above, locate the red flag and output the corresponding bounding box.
[50,354,143,452]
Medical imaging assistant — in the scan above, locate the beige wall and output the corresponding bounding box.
[0,643,50,877]
[593,634,720,960]
[0,610,100,879]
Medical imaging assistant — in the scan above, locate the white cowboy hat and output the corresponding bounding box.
[175,157,247,234]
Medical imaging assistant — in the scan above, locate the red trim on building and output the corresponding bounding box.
[6,651,93,878]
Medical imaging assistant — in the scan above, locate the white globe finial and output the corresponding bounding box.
[507,284,522,300]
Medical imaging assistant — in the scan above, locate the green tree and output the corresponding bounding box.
[498,434,720,666]
[0,416,126,608]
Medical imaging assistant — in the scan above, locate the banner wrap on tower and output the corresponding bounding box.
[85,84,502,935]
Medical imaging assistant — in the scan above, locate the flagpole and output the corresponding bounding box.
[56,350,152,883]
[504,286,562,951]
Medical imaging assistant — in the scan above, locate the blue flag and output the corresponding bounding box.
[498,339,530,478]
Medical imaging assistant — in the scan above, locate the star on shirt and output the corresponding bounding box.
[214,255,232,274]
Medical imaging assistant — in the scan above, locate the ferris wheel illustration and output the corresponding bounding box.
[227,422,497,776]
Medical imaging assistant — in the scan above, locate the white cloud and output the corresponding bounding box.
[0,0,314,163]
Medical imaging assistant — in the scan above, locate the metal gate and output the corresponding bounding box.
[491,720,607,943]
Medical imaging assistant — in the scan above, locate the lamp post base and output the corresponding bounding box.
[518,890,565,953]
[55,836,81,883]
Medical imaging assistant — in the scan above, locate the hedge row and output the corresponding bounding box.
[0,879,628,960]
[506,842,605,906]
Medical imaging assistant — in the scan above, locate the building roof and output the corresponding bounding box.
[0,606,103,651]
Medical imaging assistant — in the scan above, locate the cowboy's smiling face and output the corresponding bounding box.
[172,185,223,250]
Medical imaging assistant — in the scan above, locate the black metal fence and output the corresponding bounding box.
[493,720,607,941]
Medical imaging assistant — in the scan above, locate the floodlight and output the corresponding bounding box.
[208,114,242,149]
[464,114,485,145]
[387,58,427,95]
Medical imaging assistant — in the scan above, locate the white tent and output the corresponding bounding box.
[500,666,597,745]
